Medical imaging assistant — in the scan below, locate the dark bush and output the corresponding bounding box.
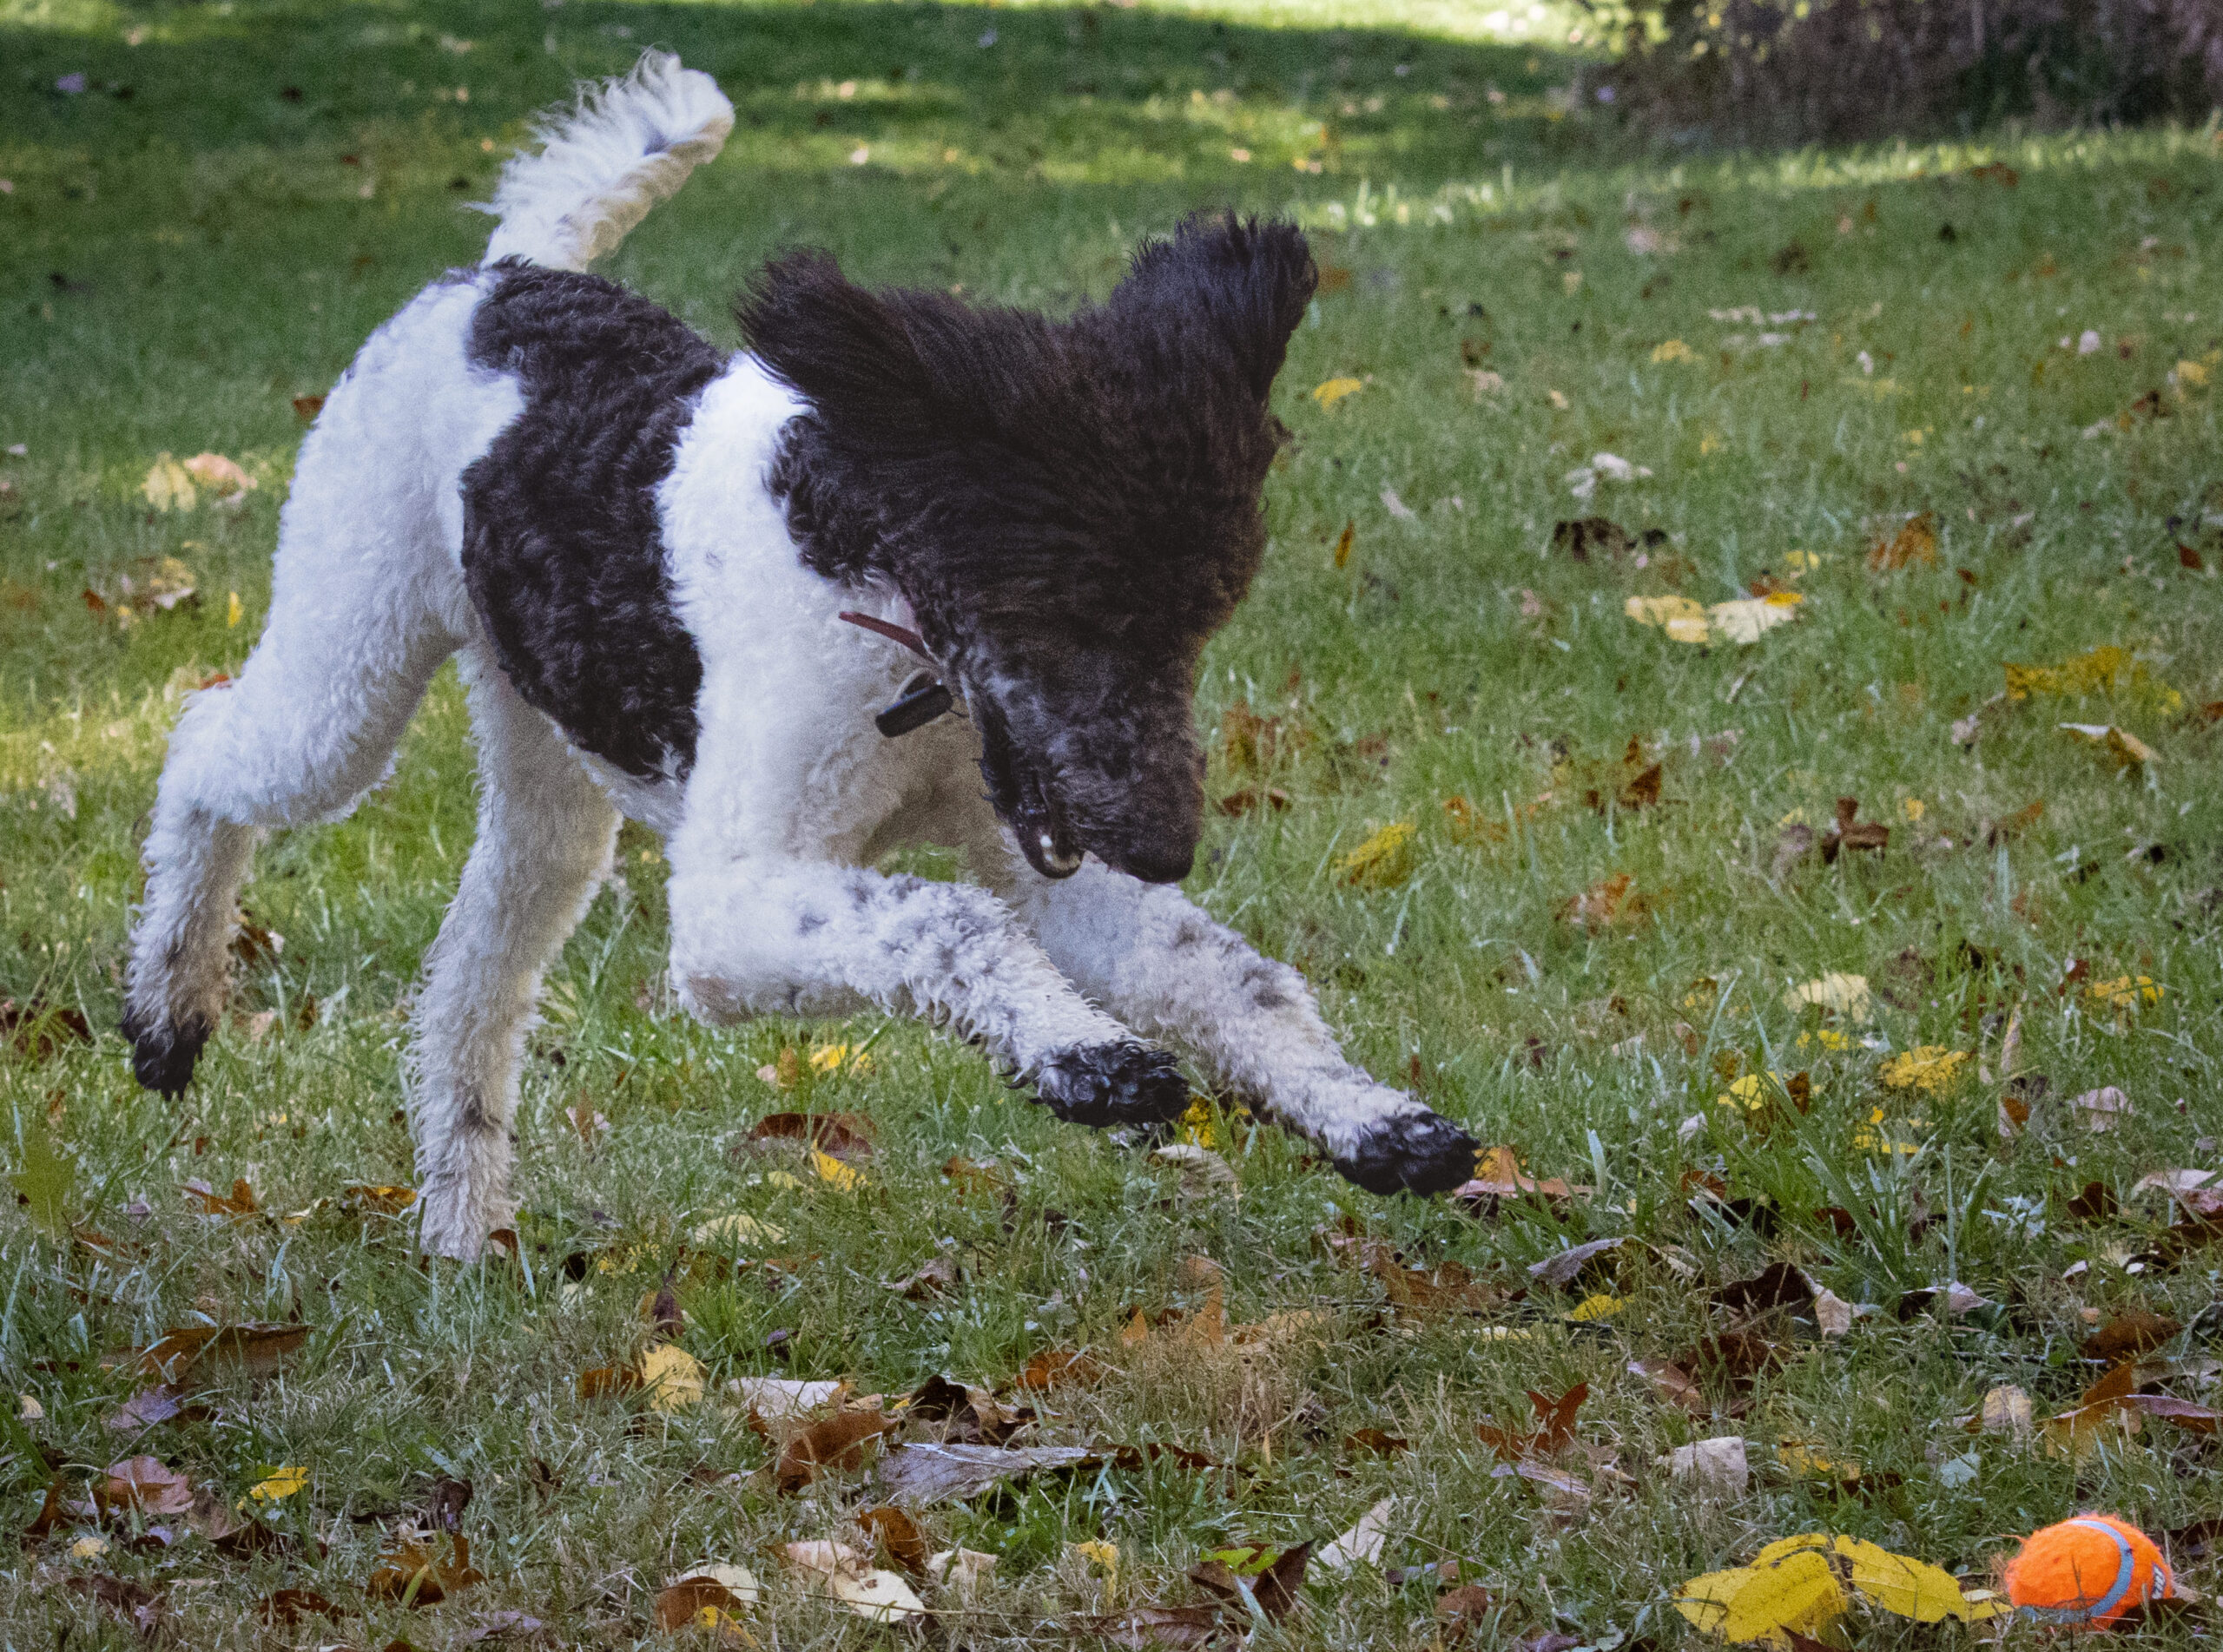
[1583,0,2223,145]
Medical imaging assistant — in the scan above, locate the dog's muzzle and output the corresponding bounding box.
[973,694,1082,879]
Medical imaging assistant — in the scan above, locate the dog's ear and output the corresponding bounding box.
[1111,214,1316,400]
[737,252,943,445]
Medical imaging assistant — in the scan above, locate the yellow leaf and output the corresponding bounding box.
[641,1344,706,1412]
[2059,721,2156,767]
[226,590,242,627]
[808,1043,848,1074]
[1900,797,1925,822]
[248,1464,310,1502]
[2086,974,2161,1010]
[1709,592,1803,644]
[1879,1046,1969,1093]
[1835,1536,1980,1623]
[181,451,254,497]
[1336,821,1415,891]
[1069,1539,1119,1579]
[1312,377,1364,407]
[1177,1095,1217,1149]
[693,1213,787,1247]
[141,453,195,512]
[810,1148,865,1191]
[2177,358,2210,388]
[1626,594,1709,644]
[1677,1550,1847,1646]
[1566,1293,1625,1322]
[1652,339,1696,364]
[1784,972,1871,1023]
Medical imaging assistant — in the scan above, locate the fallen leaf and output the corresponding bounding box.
[1151,1142,1240,1199]
[1090,1604,1224,1648]
[1866,511,1937,572]
[261,1587,342,1626]
[1332,519,1355,568]
[1315,1496,1396,1570]
[1342,1427,1408,1456]
[2085,1309,2181,1363]
[874,1441,1097,1505]
[1963,1385,2034,1438]
[887,1254,962,1300]
[641,1344,705,1412]
[137,1321,308,1387]
[775,1407,892,1494]
[1711,593,1804,644]
[1663,1435,1750,1494]
[926,1547,999,1595]
[1782,973,1871,1024]
[247,1464,309,1502]
[1437,1583,1497,1633]
[1336,820,1415,890]
[181,451,254,497]
[102,1455,193,1515]
[904,1374,1031,1445]
[859,1505,929,1577]
[1557,872,1652,930]
[1013,1348,1104,1392]
[1312,377,1364,407]
[181,1176,260,1218]
[749,1111,874,1162]
[1879,1046,1969,1093]
[2071,1084,2132,1131]
[2060,721,2156,767]
[1476,1385,1587,1462]
[367,1530,486,1606]
[655,1564,762,1630]
[779,1539,927,1622]
[1630,1358,1707,1415]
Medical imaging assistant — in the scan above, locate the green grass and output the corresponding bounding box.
[5,0,2223,1645]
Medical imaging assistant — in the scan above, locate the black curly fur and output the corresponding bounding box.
[1032,1040,1191,1129]
[122,1006,210,1100]
[460,259,723,780]
[1332,1111,1482,1197]
[748,214,1316,885]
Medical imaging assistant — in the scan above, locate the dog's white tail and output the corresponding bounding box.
[481,51,733,272]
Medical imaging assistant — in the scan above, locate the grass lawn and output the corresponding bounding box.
[5,0,2223,1644]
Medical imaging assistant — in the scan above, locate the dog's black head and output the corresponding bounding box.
[742,215,1316,884]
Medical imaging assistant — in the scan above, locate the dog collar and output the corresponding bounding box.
[838,610,955,738]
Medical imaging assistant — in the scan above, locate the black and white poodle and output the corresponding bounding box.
[122,53,1480,1258]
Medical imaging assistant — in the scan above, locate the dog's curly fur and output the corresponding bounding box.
[121,52,1481,1259]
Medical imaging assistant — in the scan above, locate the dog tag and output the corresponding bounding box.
[875,672,953,738]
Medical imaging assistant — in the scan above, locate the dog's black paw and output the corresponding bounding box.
[122,1008,209,1100]
[1332,1109,1481,1197]
[1034,1041,1191,1129]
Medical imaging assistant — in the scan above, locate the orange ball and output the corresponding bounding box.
[2006,1514,2175,1629]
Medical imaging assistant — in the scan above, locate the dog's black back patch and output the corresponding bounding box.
[461,260,723,780]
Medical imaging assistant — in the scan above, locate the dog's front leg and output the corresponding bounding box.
[1008,861,1479,1195]
[664,857,1191,1127]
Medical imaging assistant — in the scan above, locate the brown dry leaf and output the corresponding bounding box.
[102,1455,194,1516]
[1343,1427,1408,1457]
[1454,1145,1589,1208]
[1476,1384,1588,1462]
[1442,794,1508,846]
[1216,785,1291,816]
[1012,1348,1104,1392]
[1712,1260,1856,1335]
[1323,1231,1498,1320]
[63,1576,165,1637]
[180,1176,260,1218]
[1333,519,1356,569]
[1090,1604,1225,1649]
[1822,796,1889,860]
[1867,510,1938,572]
[2064,1179,2118,1223]
[750,1110,874,1162]
[905,1374,1032,1446]
[858,1504,931,1576]
[1527,1234,1695,1291]
[775,1407,891,1495]
[2086,1309,2182,1363]
[261,1587,342,1626]
[565,1101,607,1149]
[1629,1358,1707,1416]
[941,1156,1010,1195]
[1557,872,1652,930]
[366,1530,485,1605]
[1438,1583,1497,1635]
[136,1322,307,1387]
[654,1570,759,1636]
[886,1254,962,1300]
[2071,1085,2133,1132]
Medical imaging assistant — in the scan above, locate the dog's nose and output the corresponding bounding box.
[1106,842,1195,885]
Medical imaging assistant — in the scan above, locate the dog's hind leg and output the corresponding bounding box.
[1002,859,1481,1196]
[123,286,493,1097]
[122,543,461,1099]
[411,650,618,1260]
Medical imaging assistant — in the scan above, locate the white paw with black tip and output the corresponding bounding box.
[1033,1040,1191,1129]
[1332,1107,1480,1196]
[122,1010,210,1100]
